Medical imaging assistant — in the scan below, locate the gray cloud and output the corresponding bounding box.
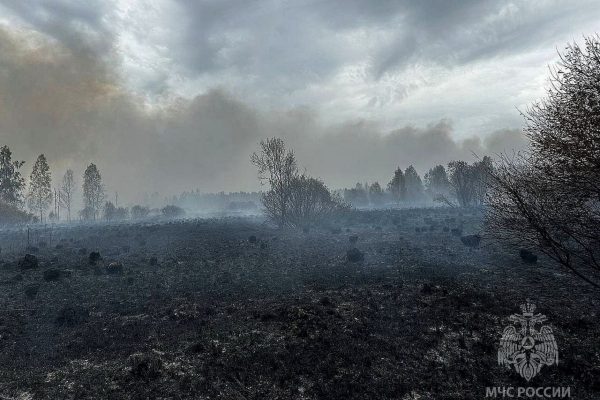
[1,0,598,139]
[0,26,529,205]
[0,0,115,56]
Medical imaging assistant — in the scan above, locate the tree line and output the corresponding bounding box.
[342,157,492,208]
[0,149,183,224]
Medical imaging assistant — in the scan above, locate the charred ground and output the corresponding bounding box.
[0,208,598,399]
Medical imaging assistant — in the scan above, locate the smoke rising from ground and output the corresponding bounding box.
[0,26,528,204]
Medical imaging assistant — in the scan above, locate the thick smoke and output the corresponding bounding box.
[0,26,528,204]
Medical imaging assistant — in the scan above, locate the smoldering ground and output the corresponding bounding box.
[0,26,527,203]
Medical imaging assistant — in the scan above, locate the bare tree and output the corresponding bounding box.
[486,36,600,289]
[473,156,492,206]
[447,161,476,207]
[27,154,52,222]
[60,169,75,222]
[251,138,297,227]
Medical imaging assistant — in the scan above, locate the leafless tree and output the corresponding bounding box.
[251,138,298,227]
[251,138,344,227]
[486,36,600,289]
[447,160,475,207]
[60,169,75,222]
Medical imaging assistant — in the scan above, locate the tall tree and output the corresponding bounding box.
[404,165,424,202]
[447,160,474,207]
[59,169,75,222]
[387,167,406,204]
[369,182,384,206]
[82,163,104,221]
[0,145,26,206]
[27,154,52,222]
[424,165,450,198]
[251,138,298,227]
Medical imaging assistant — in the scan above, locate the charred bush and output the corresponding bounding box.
[55,306,89,327]
[18,254,38,269]
[88,251,102,264]
[43,268,62,281]
[129,353,163,381]
[106,262,124,275]
[346,247,364,262]
[24,284,39,299]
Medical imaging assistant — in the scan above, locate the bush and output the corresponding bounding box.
[0,201,33,225]
[284,175,348,228]
[460,234,481,248]
[347,248,364,262]
[131,205,150,219]
[161,205,185,218]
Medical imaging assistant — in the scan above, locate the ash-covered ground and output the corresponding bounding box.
[0,208,597,399]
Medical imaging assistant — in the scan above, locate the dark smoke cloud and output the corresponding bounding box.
[0,26,528,205]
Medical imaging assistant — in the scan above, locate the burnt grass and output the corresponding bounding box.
[0,208,598,399]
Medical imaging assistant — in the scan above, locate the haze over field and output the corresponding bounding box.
[0,0,598,201]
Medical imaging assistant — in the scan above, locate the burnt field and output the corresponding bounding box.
[0,208,598,399]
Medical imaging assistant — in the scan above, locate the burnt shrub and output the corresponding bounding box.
[349,235,359,245]
[19,254,39,269]
[43,269,62,281]
[88,251,102,265]
[106,262,124,275]
[129,353,163,381]
[519,249,538,264]
[346,248,364,262]
[55,306,89,327]
[24,284,40,299]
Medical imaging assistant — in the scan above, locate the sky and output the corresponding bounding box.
[0,0,598,203]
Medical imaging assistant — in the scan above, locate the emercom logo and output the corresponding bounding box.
[498,300,558,381]
[485,300,570,399]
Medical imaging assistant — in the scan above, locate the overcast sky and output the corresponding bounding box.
[0,0,598,201]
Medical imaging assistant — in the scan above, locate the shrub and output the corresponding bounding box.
[131,205,150,219]
[0,201,34,225]
[161,205,185,218]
